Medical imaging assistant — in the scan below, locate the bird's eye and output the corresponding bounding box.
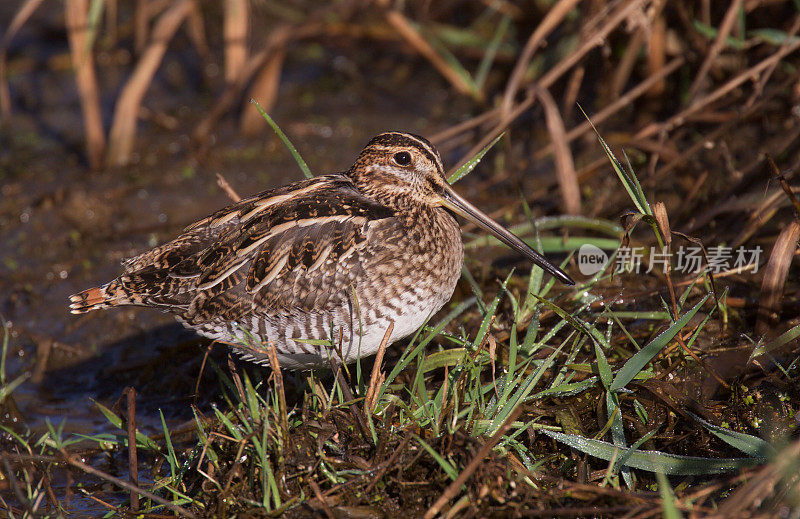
[393,151,412,166]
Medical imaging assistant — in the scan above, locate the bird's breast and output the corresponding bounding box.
[357,208,463,336]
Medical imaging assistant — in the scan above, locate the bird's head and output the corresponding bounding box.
[348,131,574,285]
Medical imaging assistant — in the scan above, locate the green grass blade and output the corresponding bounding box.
[447,132,504,184]
[86,0,105,53]
[421,348,468,372]
[606,391,632,487]
[533,377,598,399]
[489,344,563,435]
[414,435,458,480]
[213,405,243,441]
[417,24,479,99]
[750,322,800,359]
[465,218,622,253]
[608,311,672,320]
[593,340,612,389]
[532,295,609,349]
[579,105,652,216]
[378,297,476,403]
[610,293,710,391]
[614,427,660,472]
[474,15,511,90]
[1,424,32,454]
[250,99,312,179]
[467,235,619,254]
[749,28,800,45]
[91,399,159,450]
[159,410,178,481]
[657,470,684,519]
[0,371,28,403]
[473,273,511,348]
[621,149,652,216]
[692,20,746,49]
[687,412,774,459]
[1,318,9,385]
[542,430,761,475]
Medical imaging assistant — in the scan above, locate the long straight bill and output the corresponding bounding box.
[440,185,575,285]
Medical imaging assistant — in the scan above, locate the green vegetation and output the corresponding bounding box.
[2,0,799,517]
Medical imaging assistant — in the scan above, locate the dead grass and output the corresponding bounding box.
[1,0,800,517]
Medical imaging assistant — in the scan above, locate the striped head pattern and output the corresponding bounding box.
[348,131,575,286]
[347,132,449,211]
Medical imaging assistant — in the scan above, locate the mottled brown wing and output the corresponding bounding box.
[98,221,238,310]
[181,175,396,322]
[185,217,385,322]
[81,176,347,312]
[247,217,372,309]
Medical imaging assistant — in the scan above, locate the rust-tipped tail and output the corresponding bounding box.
[68,282,126,314]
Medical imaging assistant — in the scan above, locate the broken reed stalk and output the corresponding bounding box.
[770,155,800,216]
[533,57,685,161]
[365,322,393,415]
[755,218,800,336]
[654,205,729,388]
[363,431,413,493]
[751,155,800,335]
[134,0,148,53]
[328,355,372,444]
[227,353,247,404]
[0,0,47,117]
[449,0,644,173]
[532,84,580,215]
[687,0,744,100]
[197,0,364,140]
[1,456,33,516]
[430,107,499,145]
[537,0,646,94]
[106,0,192,167]
[124,387,139,512]
[221,433,256,495]
[500,0,581,117]
[636,29,800,141]
[59,451,197,518]
[105,0,117,45]
[424,407,523,519]
[194,23,299,141]
[378,0,478,100]
[265,341,289,444]
[561,65,584,121]
[652,202,677,311]
[65,0,106,170]
[39,469,60,515]
[645,9,667,98]
[611,24,647,100]
[185,2,208,60]
[308,479,335,519]
[224,0,249,84]
[216,172,242,202]
[730,184,794,249]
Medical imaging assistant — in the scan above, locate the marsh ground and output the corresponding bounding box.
[1,1,799,517]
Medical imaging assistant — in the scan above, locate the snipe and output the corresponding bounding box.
[69,132,573,368]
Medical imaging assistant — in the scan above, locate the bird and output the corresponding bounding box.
[69,132,574,369]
